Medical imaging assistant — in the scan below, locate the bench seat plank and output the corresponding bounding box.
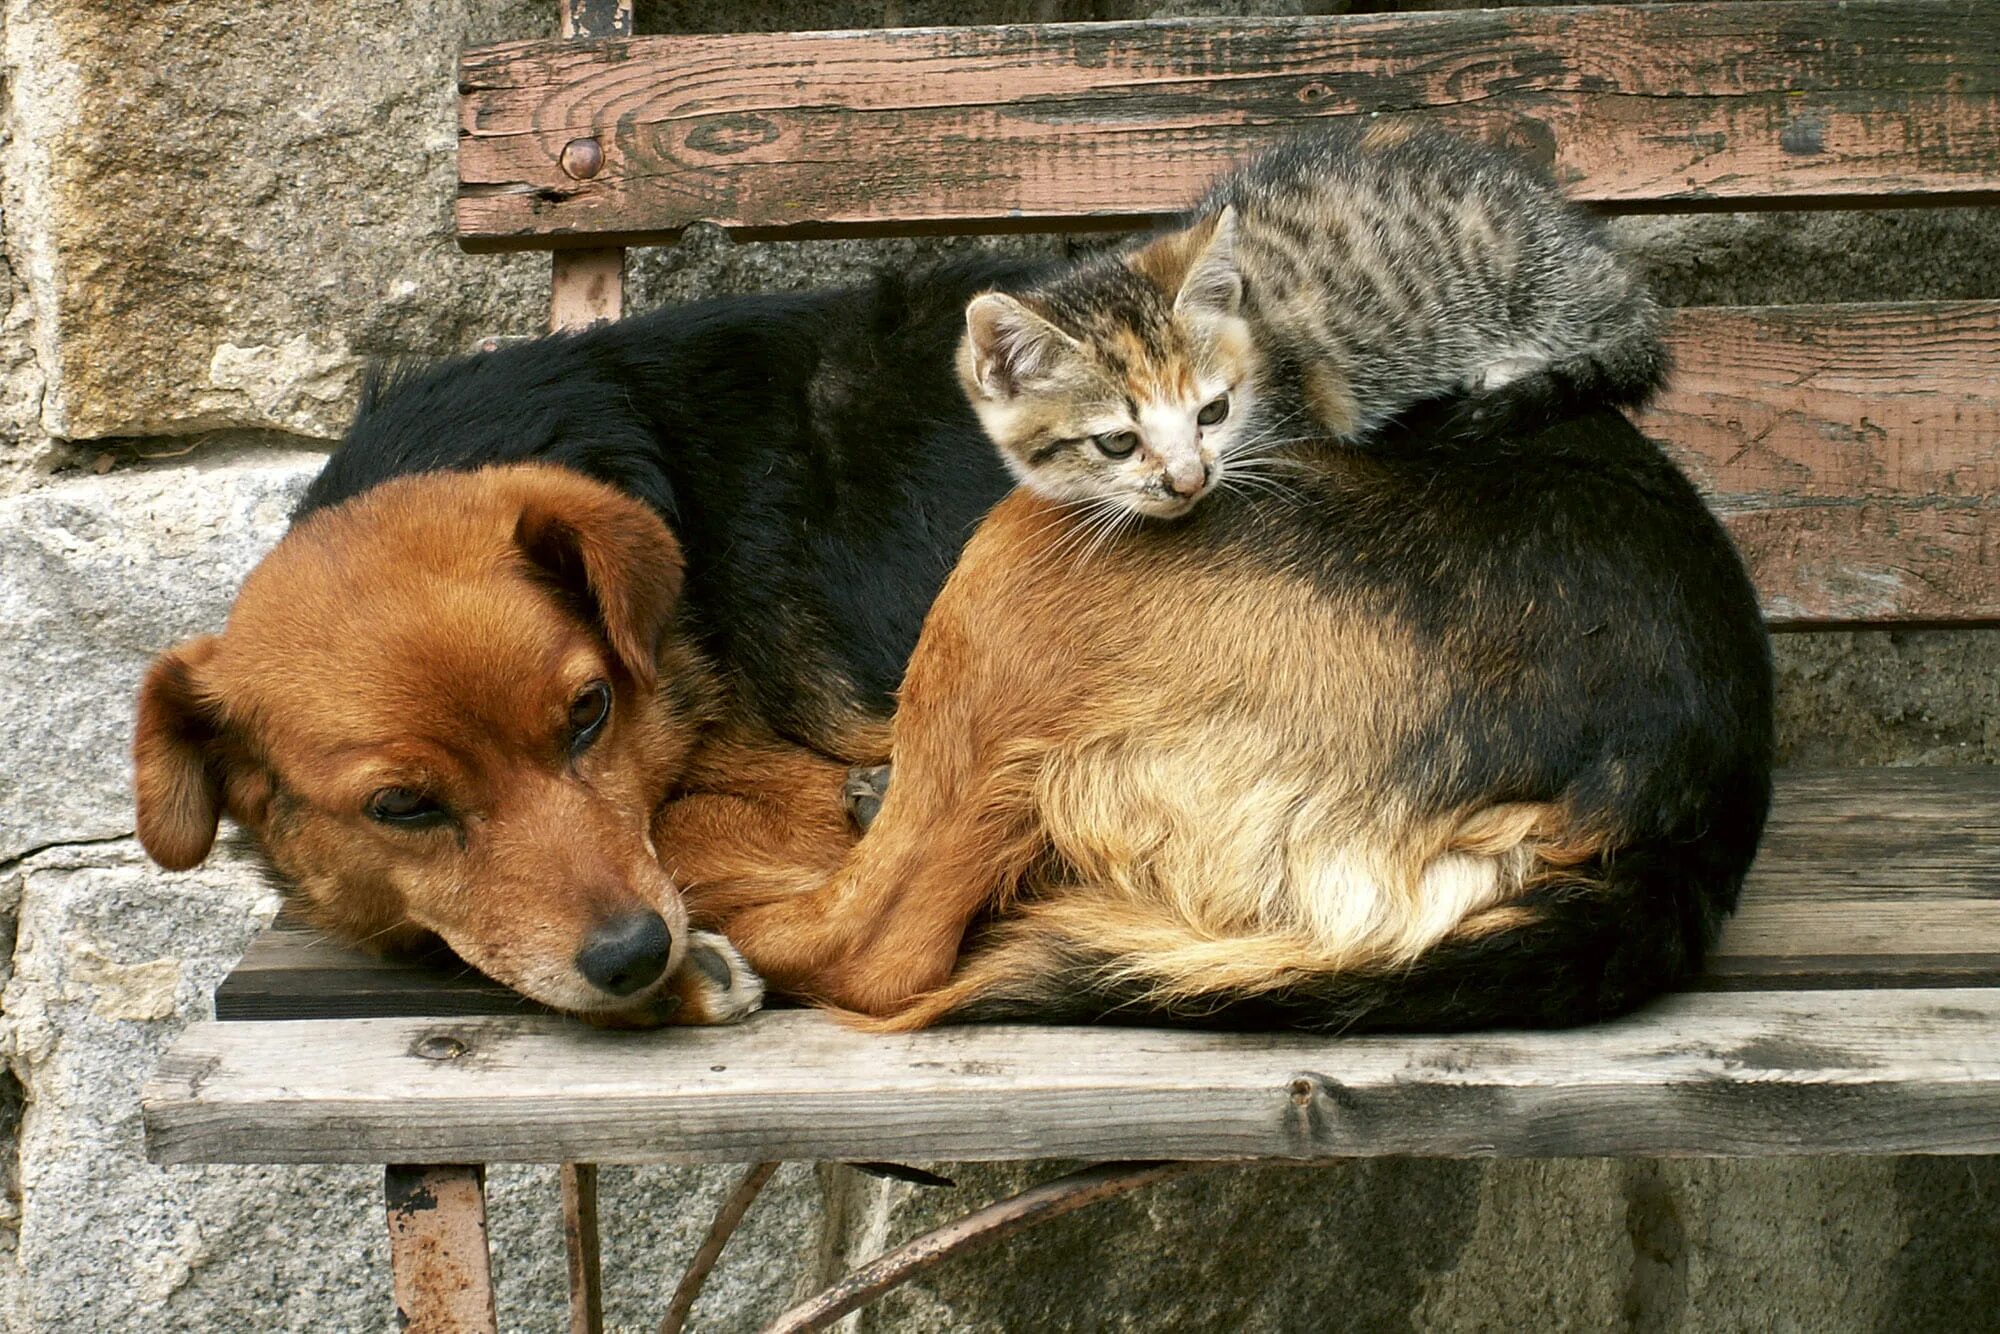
[210,768,2000,1017]
[457,0,2000,248]
[143,987,2000,1165]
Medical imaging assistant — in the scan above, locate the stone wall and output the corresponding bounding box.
[0,2,1992,1330]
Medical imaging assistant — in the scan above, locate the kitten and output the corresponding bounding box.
[957,119,1668,519]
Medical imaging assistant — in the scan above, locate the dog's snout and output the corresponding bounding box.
[575,910,672,997]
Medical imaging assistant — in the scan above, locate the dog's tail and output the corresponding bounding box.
[857,833,1748,1035]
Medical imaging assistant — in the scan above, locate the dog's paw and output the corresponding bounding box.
[843,763,893,832]
[674,930,766,1025]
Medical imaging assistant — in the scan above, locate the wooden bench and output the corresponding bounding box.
[142,2,2000,1330]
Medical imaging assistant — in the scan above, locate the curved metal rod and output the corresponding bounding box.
[659,1161,781,1334]
[761,1160,1213,1334]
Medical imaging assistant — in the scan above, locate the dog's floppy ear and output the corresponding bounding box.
[515,482,685,690]
[133,635,226,871]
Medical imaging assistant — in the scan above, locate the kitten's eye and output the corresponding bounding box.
[1197,396,1230,427]
[367,787,447,827]
[567,680,612,754]
[1095,431,1140,459]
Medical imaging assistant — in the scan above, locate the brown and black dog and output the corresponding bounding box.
[135,260,1771,1035]
[722,404,1773,1032]
[133,261,1036,1024]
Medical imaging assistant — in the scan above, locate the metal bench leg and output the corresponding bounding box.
[386,1164,498,1334]
[563,1163,606,1334]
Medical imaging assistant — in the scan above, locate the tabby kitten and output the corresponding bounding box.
[958,120,1668,519]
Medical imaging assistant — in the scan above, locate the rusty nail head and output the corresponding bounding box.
[414,1033,468,1062]
[560,137,604,180]
[1289,1077,1315,1105]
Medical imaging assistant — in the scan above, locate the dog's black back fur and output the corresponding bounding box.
[300,258,1045,752]
[950,405,1774,1031]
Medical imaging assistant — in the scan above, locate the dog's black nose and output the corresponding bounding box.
[576,911,672,997]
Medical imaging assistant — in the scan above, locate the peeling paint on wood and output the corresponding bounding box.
[385,1165,496,1334]
[455,2,2000,248]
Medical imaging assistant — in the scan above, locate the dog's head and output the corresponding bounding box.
[133,463,713,1019]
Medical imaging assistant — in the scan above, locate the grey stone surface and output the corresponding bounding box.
[0,0,553,451]
[844,1157,2000,1332]
[0,449,322,863]
[0,837,825,1333]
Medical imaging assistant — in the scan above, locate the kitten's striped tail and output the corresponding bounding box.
[1445,332,1672,441]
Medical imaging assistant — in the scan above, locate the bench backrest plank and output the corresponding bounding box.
[459,1,2000,248]
[457,5,2000,629]
[1649,301,2000,625]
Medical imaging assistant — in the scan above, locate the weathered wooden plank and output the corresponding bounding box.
[143,988,2000,1164]
[1727,504,1997,628]
[209,768,2000,1020]
[1646,301,2000,626]
[1655,304,2000,504]
[456,1,2000,248]
[1745,767,2000,899]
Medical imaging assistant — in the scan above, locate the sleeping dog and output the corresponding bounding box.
[726,404,1775,1030]
[135,258,1772,1033]
[133,259,1038,1024]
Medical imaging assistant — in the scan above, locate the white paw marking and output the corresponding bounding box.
[686,930,765,1024]
[1468,354,1548,391]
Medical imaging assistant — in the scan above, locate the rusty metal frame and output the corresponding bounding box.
[659,1161,782,1334]
[657,1160,1215,1334]
[386,1164,499,1334]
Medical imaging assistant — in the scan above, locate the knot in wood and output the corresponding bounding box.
[412,1033,469,1062]
[560,136,604,180]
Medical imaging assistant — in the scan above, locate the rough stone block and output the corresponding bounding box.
[1,0,553,449]
[837,1155,2000,1331]
[0,449,322,862]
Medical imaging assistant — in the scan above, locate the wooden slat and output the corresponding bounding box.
[143,987,2000,1164]
[212,768,2000,1020]
[1647,302,2000,626]
[456,1,2000,249]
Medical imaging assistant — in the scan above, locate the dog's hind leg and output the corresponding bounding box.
[652,728,860,924]
[721,737,1047,1015]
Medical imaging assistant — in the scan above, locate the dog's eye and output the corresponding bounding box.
[366,787,446,827]
[1094,430,1140,459]
[568,680,612,754]
[1197,395,1229,427]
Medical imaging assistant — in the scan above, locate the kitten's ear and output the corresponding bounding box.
[1173,206,1243,317]
[963,294,1080,399]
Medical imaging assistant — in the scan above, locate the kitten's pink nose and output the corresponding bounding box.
[1166,458,1212,498]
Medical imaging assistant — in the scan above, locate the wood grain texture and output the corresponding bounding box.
[144,987,2000,1164]
[211,768,2000,1019]
[456,1,2000,248]
[1648,302,2000,626]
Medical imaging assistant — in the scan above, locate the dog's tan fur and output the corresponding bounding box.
[720,488,1607,1026]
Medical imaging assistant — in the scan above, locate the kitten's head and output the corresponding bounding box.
[957,209,1260,520]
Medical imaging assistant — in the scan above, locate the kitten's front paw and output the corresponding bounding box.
[674,930,766,1025]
